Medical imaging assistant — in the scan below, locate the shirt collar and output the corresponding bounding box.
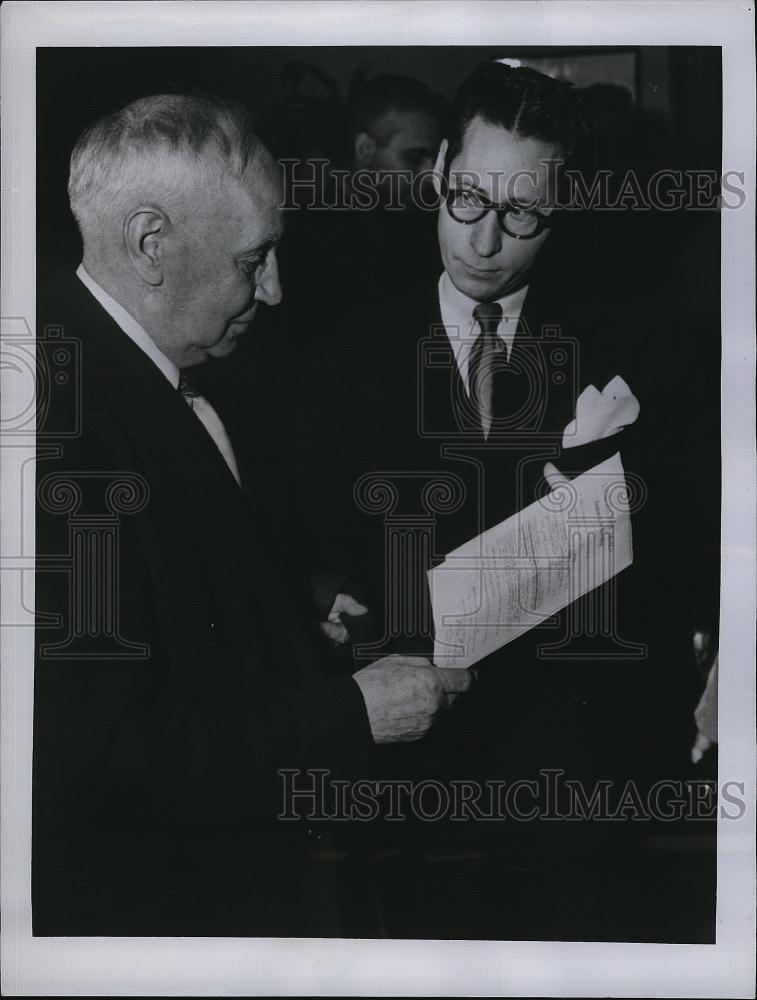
[438,271,529,347]
[438,271,529,391]
[76,263,180,389]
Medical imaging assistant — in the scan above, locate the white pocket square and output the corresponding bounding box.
[562,375,640,449]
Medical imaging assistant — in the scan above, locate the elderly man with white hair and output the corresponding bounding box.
[33,93,469,937]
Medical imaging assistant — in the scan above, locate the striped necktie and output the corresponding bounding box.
[468,302,505,439]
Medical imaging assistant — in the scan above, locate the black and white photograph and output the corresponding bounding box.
[1,2,754,996]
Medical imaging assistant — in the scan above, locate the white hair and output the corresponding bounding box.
[68,93,262,236]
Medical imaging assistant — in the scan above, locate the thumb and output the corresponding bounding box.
[543,461,570,491]
[435,666,472,694]
[333,593,369,617]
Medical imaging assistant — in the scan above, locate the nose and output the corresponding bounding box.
[254,250,282,306]
[470,210,502,258]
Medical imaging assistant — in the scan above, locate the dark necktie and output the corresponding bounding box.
[468,302,505,438]
[177,368,202,400]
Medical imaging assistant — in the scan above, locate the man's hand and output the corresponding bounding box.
[319,593,368,645]
[352,655,472,744]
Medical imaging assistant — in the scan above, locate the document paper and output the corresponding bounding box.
[428,452,633,668]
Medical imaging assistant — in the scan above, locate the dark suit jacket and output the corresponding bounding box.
[33,269,373,936]
[293,250,705,789]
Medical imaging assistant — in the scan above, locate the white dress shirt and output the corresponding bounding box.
[438,271,529,395]
[76,264,241,485]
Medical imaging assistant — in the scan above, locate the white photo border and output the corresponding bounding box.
[2,2,754,996]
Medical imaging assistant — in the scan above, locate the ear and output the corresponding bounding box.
[432,139,448,196]
[124,207,168,286]
[353,131,376,168]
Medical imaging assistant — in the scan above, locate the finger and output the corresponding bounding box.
[321,621,348,644]
[543,461,570,490]
[691,732,712,764]
[450,668,478,699]
[435,666,472,693]
[336,594,369,617]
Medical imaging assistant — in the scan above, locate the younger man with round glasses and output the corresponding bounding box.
[294,62,702,938]
[298,63,592,616]
[433,71,567,307]
[445,185,554,239]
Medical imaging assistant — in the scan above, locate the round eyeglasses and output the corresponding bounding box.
[446,188,553,240]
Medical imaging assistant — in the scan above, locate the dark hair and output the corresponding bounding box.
[347,71,448,140]
[445,62,586,167]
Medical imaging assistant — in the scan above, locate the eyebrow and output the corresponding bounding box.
[236,233,282,259]
[452,180,548,211]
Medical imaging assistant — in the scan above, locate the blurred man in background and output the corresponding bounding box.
[347,71,447,208]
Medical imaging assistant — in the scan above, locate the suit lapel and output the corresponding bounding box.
[516,272,631,482]
[65,275,270,524]
[418,279,485,443]
[84,319,246,514]
[514,282,581,439]
[68,279,302,598]
[198,366,268,507]
[92,314,321,679]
